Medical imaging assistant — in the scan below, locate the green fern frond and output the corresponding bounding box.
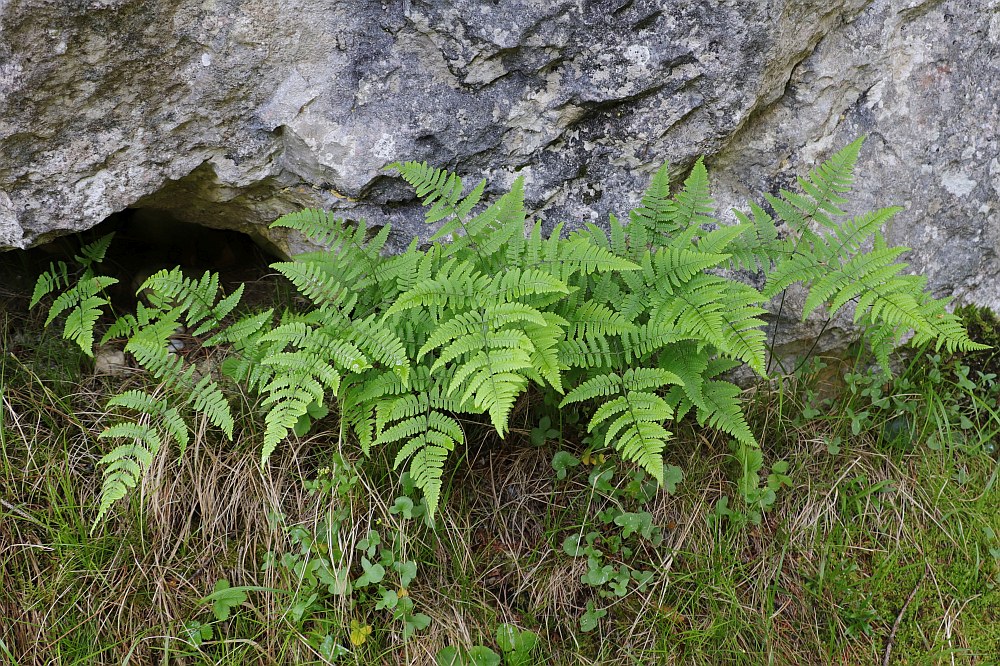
[628,162,674,236]
[271,209,373,252]
[561,300,636,338]
[392,161,491,252]
[408,444,450,518]
[470,177,526,260]
[803,246,908,318]
[652,274,768,376]
[766,137,863,233]
[261,322,369,374]
[538,232,641,279]
[349,314,411,382]
[191,374,236,440]
[671,158,715,233]
[650,245,732,293]
[559,368,680,481]
[94,423,162,524]
[387,259,487,315]
[730,203,784,271]
[447,348,531,433]
[262,396,311,463]
[560,368,682,407]
[106,390,190,455]
[39,274,118,356]
[140,268,244,336]
[524,314,567,392]
[74,233,116,270]
[491,268,570,301]
[271,261,360,314]
[658,342,710,410]
[30,261,71,309]
[205,308,274,347]
[698,380,757,446]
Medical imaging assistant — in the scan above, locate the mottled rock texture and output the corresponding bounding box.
[1,0,997,347]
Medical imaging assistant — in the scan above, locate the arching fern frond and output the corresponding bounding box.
[95,422,162,524]
[561,368,683,482]
[139,268,243,336]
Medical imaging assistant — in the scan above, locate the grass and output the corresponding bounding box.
[2,270,1000,664]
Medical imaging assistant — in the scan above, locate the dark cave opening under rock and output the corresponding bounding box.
[1,207,282,327]
[91,207,279,311]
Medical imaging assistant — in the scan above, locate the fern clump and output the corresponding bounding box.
[230,138,981,517]
[31,138,986,522]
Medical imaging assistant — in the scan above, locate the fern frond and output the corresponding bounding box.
[448,348,531,433]
[698,380,757,446]
[30,261,70,309]
[729,203,784,271]
[561,300,636,338]
[269,208,357,247]
[629,162,674,236]
[560,368,682,407]
[349,314,411,382]
[140,268,244,336]
[205,308,274,347]
[469,177,526,260]
[41,275,118,356]
[191,374,236,440]
[767,137,863,233]
[262,322,369,374]
[124,315,189,384]
[61,292,113,356]
[524,314,567,392]
[262,397,310,463]
[106,390,190,454]
[391,161,482,240]
[74,233,115,270]
[271,261,360,314]
[566,371,677,483]
[653,274,768,375]
[651,245,731,292]
[408,444,450,518]
[94,423,162,524]
[802,246,908,318]
[544,233,641,278]
[491,268,570,301]
[671,158,715,233]
[387,259,488,315]
[659,341,710,411]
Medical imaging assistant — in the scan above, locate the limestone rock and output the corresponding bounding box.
[1,0,997,345]
[94,347,128,376]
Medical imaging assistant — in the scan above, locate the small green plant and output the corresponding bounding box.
[495,624,539,666]
[558,461,664,632]
[203,579,248,622]
[262,459,430,656]
[436,625,538,666]
[711,445,792,527]
[436,645,502,666]
[807,557,881,644]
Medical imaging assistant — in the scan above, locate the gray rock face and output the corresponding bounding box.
[1,0,997,339]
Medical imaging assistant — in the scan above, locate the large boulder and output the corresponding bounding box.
[1,0,997,345]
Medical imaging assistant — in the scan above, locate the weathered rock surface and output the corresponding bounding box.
[1,0,997,347]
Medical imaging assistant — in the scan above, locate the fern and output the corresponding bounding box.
[89,261,241,523]
[561,369,683,481]
[757,139,986,369]
[31,233,119,356]
[36,138,985,524]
